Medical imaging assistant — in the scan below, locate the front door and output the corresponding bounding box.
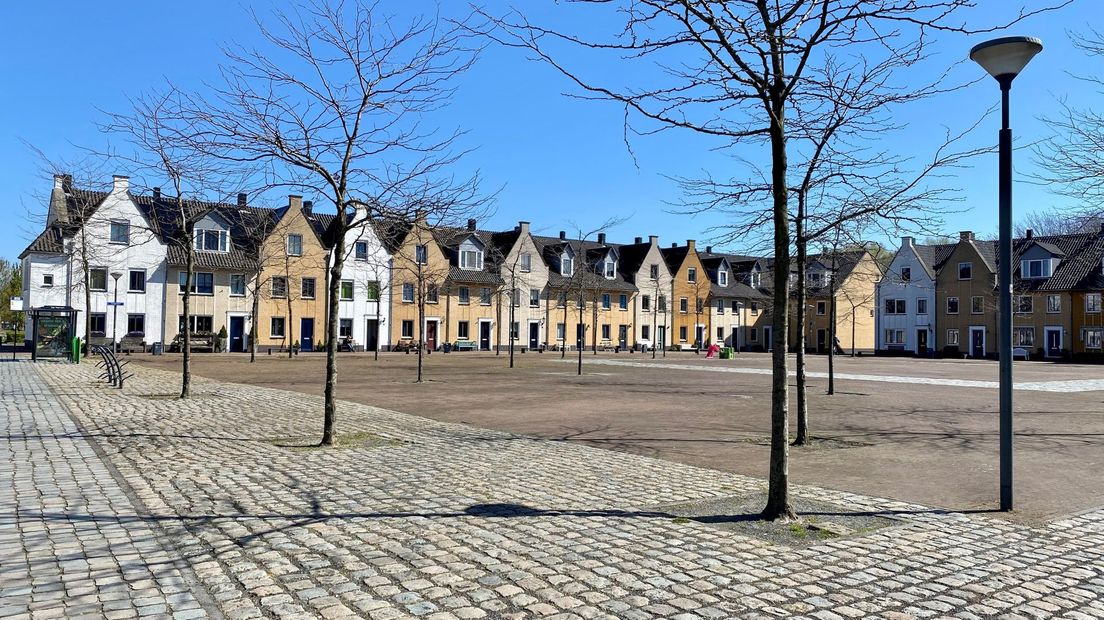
[657,326,666,350]
[528,322,540,349]
[764,326,772,351]
[916,329,928,356]
[479,321,492,351]
[816,329,827,354]
[576,324,586,349]
[618,325,628,349]
[695,325,705,348]
[970,328,985,358]
[365,319,379,352]
[300,318,314,352]
[1046,328,1062,357]
[425,321,438,351]
[229,317,245,352]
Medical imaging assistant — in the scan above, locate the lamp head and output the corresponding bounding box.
[110,272,123,280]
[969,36,1043,83]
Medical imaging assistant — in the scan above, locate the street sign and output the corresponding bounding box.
[107,301,125,307]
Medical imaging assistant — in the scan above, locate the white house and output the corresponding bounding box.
[876,236,953,355]
[332,206,392,352]
[20,175,168,348]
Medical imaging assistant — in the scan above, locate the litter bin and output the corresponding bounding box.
[720,347,733,359]
[443,342,453,353]
[152,342,163,356]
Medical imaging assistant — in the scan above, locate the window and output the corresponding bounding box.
[530,288,540,308]
[128,270,146,293]
[561,254,574,276]
[109,221,130,244]
[126,314,145,336]
[619,294,628,310]
[750,328,758,341]
[42,274,54,286]
[679,297,688,313]
[971,296,984,314]
[556,323,565,340]
[650,264,659,279]
[415,244,428,265]
[460,249,482,270]
[751,302,759,315]
[716,326,724,341]
[458,321,470,340]
[339,319,353,338]
[946,297,959,314]
[900,267,911,282]
[402,283,414,303]
[809,273,824,287]
[90,313,106,336]
[917,299,928,315]
[947,329,960,346]
[520,252,532,273]
[687,267,697,283]
[401,320,414,339]
[230,274,246,296]
[301,277,316,300]
[604,260,616,279]
[427,285,439,304]
[271,276,288,299]
[731,300,740,312]
[1013,327,1035,347]
[479,287,492,306]
[1016,295,1033,314]
[679,326,688,342]
[1084,328,1104,349]
[958,262,972,280]
[658,295,668,312]
[597,324,608,340]
[286,234,303,256]
[885,329,905,345]
[510,289,520,307]
[1087,293,1102,313]
[1047,295,1061,313]
[816,301,827,316]
[601,294,611,310]
[340,280,353,301]
[641,325,651,340]
[1021,259,1052,279]
[719,270,728,286]
[355,241,368,260]
[557,291,567,308]
[195,229,228,252]
[179,315,214,333]
[458,287,471,305]
[366,281,380,301]
[90,268,107,291]
[716,299,725,314]
[641,295,651,312]
[271,317,285,338]
[884,299,906,315]
[751,272,761,288]
[510,322,520,340]
[180,272,214,295]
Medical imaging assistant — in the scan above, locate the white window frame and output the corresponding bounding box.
[885,329,905,345]
[719,270,728,286]
[900,267,911,282]
[402,283,414,303]
[340,280,354,301]
[1086,293,1102,314]
[1084,327,1104,350]
[520,252,532,273]
[947,329,960,346]
[958,262,972,280]
[230,274,246,297]
[195,229,229,253]
[916,298,928,315]
[286,234,303,257]
[460,249,483,270]
[1046,294,1061,314]
[109,220,130,245]
[687,267,697,283]
[1013,327,1035,347]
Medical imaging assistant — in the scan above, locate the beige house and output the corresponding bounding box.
[698,248,767,351]
[489,222,549,351]
[617,235,673,350]
[793,250,882,353]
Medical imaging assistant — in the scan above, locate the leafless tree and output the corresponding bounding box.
[184,1,485,444]
[1015,210,1102,237]
[476,0,1067,520]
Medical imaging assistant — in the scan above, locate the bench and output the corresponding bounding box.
[1013,347,1030,361]
[678,343,698,352]
[453,340,478,352]
[169,333,216,353]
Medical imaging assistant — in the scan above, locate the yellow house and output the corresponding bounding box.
[792,250,882,354]
[662,240,710,348]
[383,212,453,350]
[256,196,329,352]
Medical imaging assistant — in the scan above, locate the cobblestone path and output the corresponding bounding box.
[8,360,1104,618]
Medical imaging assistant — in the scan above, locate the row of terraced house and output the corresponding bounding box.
[23,175,839,354]
[877,230,1104,361]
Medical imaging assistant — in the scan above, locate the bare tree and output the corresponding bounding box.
[477,0,1066,520]
[186,1,484,444]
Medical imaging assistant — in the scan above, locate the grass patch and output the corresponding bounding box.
[671,517,691,524]
[272,430,405,451]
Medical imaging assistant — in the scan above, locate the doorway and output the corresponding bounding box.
[300,318,315,352]
[365,319,379,352]
[425,320,438,351]
[657,326,666,350]
[479,320,492,351]
[1045,327,1062,358]
[969,327,986,358]
[916,329,928,356]
[229,316,245,352]
[764,326,772,351]
[816,329,827,354]
[694,325,706,348]
[528,322,540,350]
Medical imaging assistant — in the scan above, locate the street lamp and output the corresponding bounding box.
[970,35,1043,512]
[110,271,123,353]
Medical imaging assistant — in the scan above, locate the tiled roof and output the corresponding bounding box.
[698,253,767,300]
[166,245,258,272]
[19,189,110,258]
[659,245,690,273]
[533,234,638,292]
[446,266,503,285]
[912,243,957,278]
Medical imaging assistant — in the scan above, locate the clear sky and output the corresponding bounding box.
[1,1,1097,261]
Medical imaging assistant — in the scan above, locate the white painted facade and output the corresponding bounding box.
[628,236,673,350]
[334,207,392,352]
[498,222,549,350]
[876,237,936,354]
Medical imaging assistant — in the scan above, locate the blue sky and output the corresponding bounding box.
[1,1,1097,261]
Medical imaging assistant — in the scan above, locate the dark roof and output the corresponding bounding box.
[613,241,654,284]
[659,245,690,273]
[911,242,957,278]
[1014,232,1102,292]
[19,189,110,258]
[166,245,258,271]
[698,252,767,300]
[446,266,504,285]
[532,234,638,292]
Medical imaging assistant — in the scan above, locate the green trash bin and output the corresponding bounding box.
[71,336,81,363]
[720,347,733,359]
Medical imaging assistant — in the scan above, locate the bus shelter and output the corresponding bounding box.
[30,306,77,361]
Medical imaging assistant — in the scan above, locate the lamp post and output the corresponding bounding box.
[970,35,1043,512]
[110,271,123,353]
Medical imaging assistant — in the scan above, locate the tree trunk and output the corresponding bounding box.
[416,264,424,382]
[81,238,91,356]
[827,275,837,395]
[509,288,515,368]
[322,228,344,446]
[762,88,796,522]
[286,285,294,359]
[561,299,567,359]
[794,214,809,446]
[181,239,193,399]
[249,270,260,363]
[592,300,598,355]
[577,301,584,375]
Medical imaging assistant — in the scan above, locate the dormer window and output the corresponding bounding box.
[809,272,823,286]
[561,252,574,276]
[460,248,482,270]
[751,272,761,288]
[719,270,728,286]
[1021,259,1053,279]
[195,229,229,253]
[604,260,616,279]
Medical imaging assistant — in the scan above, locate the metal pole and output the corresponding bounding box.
[111,275,121,354]
[998,76,1014,511]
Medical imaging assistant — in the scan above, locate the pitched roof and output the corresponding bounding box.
[19,189,111,258]
[532,234,638,292]
[697,252,767,300]
[910,242,957,279]
[659,245,690,273]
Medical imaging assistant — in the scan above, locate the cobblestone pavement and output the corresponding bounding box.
[9,360,1104,619]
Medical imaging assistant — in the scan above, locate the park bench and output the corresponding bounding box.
[169,332,216,353]
[453,340,478,352]
[1013,347,1030,361]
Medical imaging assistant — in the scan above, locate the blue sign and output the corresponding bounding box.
[107,301,125,307]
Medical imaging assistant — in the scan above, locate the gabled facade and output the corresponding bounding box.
[876,237,954,355]
[20,175,168,347]
[698,247,767,350]
[730,257,772,350]
[661,240,711,348]
[793,250,882,354]
[330,205,392,352]
[490,222,548,351]
[935,231,999,357]
[616,235,672,350]
[386,212,454,350]
[434,221,504,351]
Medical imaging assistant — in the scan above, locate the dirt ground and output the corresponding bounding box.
[130,350,1104,522]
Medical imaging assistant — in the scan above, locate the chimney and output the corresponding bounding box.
[518,221,530,234]
[597,232,606,244]
[634,236,643,244]
[706,245,713,254]
[467,218,477,231]
[237,192,247,207]
[959,230,974,241]
[288,195,303,210]
[1025,228,1033,240]
[47,174,68,226]
[303,200,313,215]
[414,208,426,224]
[686,239,696,251]
[61,174,73,193]
[559,230,566,240]
[901,236,914,247]
[112,175,129,193]
[153,187,161,200]
[671,242,678,248]
[649,235,658,245]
